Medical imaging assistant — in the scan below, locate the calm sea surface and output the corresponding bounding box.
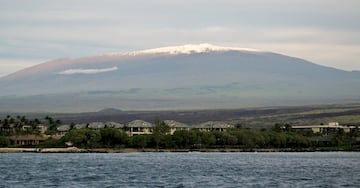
[0,152,359,187]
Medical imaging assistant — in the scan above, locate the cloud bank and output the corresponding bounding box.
[58,66,118,75]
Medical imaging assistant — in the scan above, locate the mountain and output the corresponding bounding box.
[0,43,359,113]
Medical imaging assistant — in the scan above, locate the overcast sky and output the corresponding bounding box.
[0,0,359,77]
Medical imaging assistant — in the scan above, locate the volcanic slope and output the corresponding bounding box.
[0,44,359,112]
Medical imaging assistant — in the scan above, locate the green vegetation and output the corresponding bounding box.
[153,120,170,149]
[55,123,360,150]
[63,129,101,148]
[37,138,65,148]
[0,136,9,147]
[99,128,129,148]
[45,116,61,135]
[0,115,62,147]
[0,115,45,136]
[1,114,359,151]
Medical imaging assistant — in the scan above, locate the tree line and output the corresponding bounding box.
[1,115,359,150]
[39,121,360,150]
[0,115,61,146]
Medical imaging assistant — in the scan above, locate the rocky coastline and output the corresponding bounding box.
[0,147,358,153]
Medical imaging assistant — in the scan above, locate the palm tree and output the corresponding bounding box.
[45,116,54,125]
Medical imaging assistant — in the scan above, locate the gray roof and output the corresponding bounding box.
[127,120,153,128]
[164,120,188,128]
[195,121,233,129]
[88,122,105,129]
[74,123,87,129]
[105,121,125,129]
[57,124,71,132]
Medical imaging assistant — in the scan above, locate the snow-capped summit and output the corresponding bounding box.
[107,43,261,56]
[0,43,359,113]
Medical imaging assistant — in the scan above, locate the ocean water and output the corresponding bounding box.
[0,152,359,187]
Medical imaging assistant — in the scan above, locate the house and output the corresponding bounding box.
[127,120,153,136]
[105,121,125,129]
[0,123,16,133]
[21,125,32,131]
[123,120,233,136]
[194,121,233,132]
[21,124,48,134]
[9,135,47,146]
[57,124,71,135]
[88,122,105,130]
[37,125,48,134]
[292,122,357,134]
[164,120,189,135]
[43,119,239,137]
[74,123,87,129]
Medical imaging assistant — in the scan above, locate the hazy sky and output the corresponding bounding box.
[0,0,359,77]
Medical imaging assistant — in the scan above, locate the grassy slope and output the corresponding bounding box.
[1,103,359,129]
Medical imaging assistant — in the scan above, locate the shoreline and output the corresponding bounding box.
[0,147,359,153]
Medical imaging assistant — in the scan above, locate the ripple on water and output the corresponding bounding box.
[0,152,359,187]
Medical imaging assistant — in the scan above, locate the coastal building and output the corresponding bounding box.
[105,121,125,129]
[292,122,357,134]
[37,125,48,134]
[164,120,189,135]
[21,125,32,131]
[57,124,71,136]
[21,124,48,134]
[9,135,46,146]
[194,121,233,132]
[49,120,235,138]
[127,120,153,136]
[74,123,87,129]
[0,124,16,133]
[88,122,106,130]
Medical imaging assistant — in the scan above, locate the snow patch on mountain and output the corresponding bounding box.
[58,66,118,75]
[106,43,261,56]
